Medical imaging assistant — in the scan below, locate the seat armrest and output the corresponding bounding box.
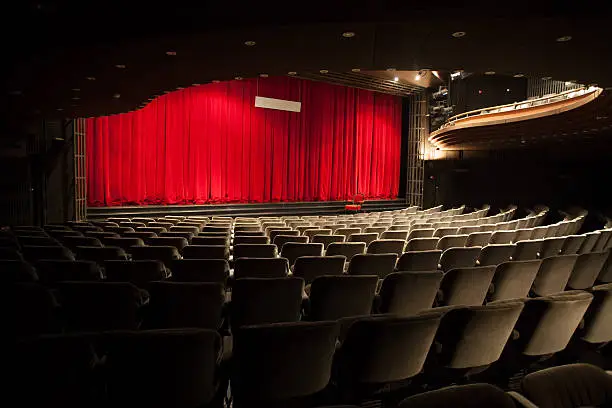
[507,391,538,408]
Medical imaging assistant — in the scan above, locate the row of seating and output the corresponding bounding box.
[13,293,610,407]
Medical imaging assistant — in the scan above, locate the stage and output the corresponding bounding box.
[87,199,407,220]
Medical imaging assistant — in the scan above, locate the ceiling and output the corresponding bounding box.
[2,1,612,128]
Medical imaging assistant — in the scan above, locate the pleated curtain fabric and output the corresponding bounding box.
[86,76,402,206]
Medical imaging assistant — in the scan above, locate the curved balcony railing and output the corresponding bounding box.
[432,86,602,135]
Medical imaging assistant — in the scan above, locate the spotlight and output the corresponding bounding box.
[415,73,421,81]
[484,71,496,75]
[452,31,466,38]
[288,71,297,76]
[342,31,356,38]
[450,71,462,80]
[386,67,396,72]
[393,76,399,82]
[86,76,96,81]
[320,69,329,74]
[556,35,572,42]
[166,51,177,56]
[115,64,126,69]
[432,70,441,79]
[351,68,361,72]
[244,41,256,46]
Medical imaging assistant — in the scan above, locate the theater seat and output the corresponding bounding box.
[398,384,517,408]
[348,253,398,279]
[170,259,229,285]
[233,257,289,279]
[520,364,612,408]
[377,271,443,315]
[306,275,377,321]
[292,255,345,284]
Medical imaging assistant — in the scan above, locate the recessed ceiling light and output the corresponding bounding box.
[86,76,96,81]
[244,40,256,46]
[115,64,126,69]
[393,76,399,82]
[386,67,396,71]
[320,69,329,74]
[513,73,525,78]
[259,73,269,78]
[72,96,80,100]
[235,76,243,80]
[484,71,496,75]
[57,108,63,111]
[506,88,511,92]
[113,93,121,98]
[342,31,355,38]
[351,68,361,72]
[166,50,177,56]
[212,80,220,83]
[556,35,572,42]
[452,31,467,38]
[288,71,297,75]
[542,76,552,80]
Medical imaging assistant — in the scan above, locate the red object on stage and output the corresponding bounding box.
[86,77,401,206]
[345,193,366,212]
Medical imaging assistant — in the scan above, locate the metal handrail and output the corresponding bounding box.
[439,86,598,130]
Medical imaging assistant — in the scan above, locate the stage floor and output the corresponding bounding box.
[87,199,408,220]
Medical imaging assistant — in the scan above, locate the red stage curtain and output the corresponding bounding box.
[86,77,402,206]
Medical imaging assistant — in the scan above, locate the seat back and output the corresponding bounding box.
[539,237,566,258]
[489,260,542,302]
[478,244,516,267]
[439,247,480,272]
[104,329,221,408]
[347,233,377,246]
[439,266,496,306]
[145,282,225,329]
[433,227,459,238]
[398,384,517,408]
[130,246,181,265]
[35,260,101,284]
[406,237,440,251]
[292,255,345,284]
[579,232,601,253]
[397,250,441,272]
[433,302,524,369]
[231,321,339,403]
[191,236,227,246]
[567,251,609,289]
[347,253,398,279]
[532,255,578,296]
[326,242,367,263]
[561,235,587,255]
[513,239,544,261]
[11,283,60,335]
[465,232,493,248]
[75,246,128,262]
[146,236,189,252]
[378,271,443,315]
[489,230,517,244]
[170,259,229,284]
[367,239,405,256]
[58,282,146,332]
[308,275,378,321]
[233,244,278,260]
[514,291,593,356]
[338,314,442,385]
[104,260,168,286]
[230,277,304,329]
[381,230,409,240]
[436,235,468,252]
[233,257,289,279]
[22,245,75,261]
[580,284,612,344]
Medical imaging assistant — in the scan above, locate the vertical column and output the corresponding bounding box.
[406,91,428,208]
[74,118,87,221]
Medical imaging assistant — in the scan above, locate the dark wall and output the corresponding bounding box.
[424,138,612,223]
[450,74,528,115]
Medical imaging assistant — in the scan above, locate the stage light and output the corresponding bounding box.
[478,90,483,94]
[484,71,496,75]
[86,76,96,81]
[415,73,421,81]
[432,70,440,79]
[342,31,355,38]
[212,80,220,83]
[234,76,243,80]
[259,73,269,78]
[393,76,399,82]
[556,35,572,42]
[113,93,121,99]
[57,108,63,111]
[192,83,200,86]
[452,31,466,38]
[513,73,525,78]
[386,67,396,71]
[288,71,297,75]
[115,64,126,69]
[450,71,461,80]
[320,69,329,74]
[166,51,177,56]
[506,88,511,92]
[351,68,361,72]
[542,76,552,80]
[244,41,256,46]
